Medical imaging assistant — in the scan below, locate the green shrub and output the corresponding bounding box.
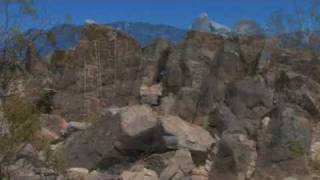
[0,96,40,154]
[0,96,40,176]
[44,144,65,173]
[288,140,305,158]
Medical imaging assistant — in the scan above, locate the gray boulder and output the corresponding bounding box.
[159,115,215,163]
[64,105,160,169]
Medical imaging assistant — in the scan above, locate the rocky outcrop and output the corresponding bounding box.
[2,24,320,179]
[64,105,214,170]
[51,25,142,122]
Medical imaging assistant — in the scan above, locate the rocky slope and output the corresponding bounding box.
[1,24,320,180]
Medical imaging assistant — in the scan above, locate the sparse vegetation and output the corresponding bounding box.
[289,140,306,158]
[44,143,66,173]
[0,95,40,177]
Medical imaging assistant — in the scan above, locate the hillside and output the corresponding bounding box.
[1,24,320,180]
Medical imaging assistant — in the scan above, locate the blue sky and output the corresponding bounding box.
[35,0,310,29]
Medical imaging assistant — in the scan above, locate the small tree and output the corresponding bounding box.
[0,0,37,60]
[267,0,320,48]
[0,96,40,177]
[0,0,61,62]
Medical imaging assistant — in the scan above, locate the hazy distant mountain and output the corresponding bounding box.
[30,24,82,56]
[191,13,231,37]
[28,22,186,56]
[108,21,187,45]
[11,16,232,57]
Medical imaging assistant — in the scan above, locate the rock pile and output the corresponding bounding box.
[1,24,320,180]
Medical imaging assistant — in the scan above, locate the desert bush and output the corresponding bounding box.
[44,143,65,173]
[0,95,40,176]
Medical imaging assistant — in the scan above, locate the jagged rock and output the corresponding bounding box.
[159,115,215,163]
[165,31,223,93]
[64,111,124,169]
[277,72,320,119]
[25,43,49,76]
[159,93,176,115]
[255,104,312,179]
[140,83,163,105]
[238,38,266,75]
[227,76,273,119]
[173,87,201,121]
[2,23,320,179]
[118,105,160,153]
[159,149,195,180]
[142,38,170,85]
[210,133,257,180]
[52,25,142,121]
[208,104,243,134]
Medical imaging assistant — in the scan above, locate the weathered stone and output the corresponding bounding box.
[52,25,142,121]
[121,168,158,180]
[6,159,41,180]
[64,105,159,169]
[210,133,257,180]
[256,104,312,178]
[65,168,91,180]
[63,121,92,136]
[40,114,68,137]
[141,38,170,85]
[140,83,163,105]
[159,149,195,180]
[191,166,209,180]
[159,115,215,164]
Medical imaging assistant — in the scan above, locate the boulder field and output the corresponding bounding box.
[1,24,320,180]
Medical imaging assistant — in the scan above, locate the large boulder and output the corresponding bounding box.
[117,105,160,153]
[159,115,215,164]
[165,31,224,120]
[52,25,142,121]
[64,105,160,169]
[208,104,243,134]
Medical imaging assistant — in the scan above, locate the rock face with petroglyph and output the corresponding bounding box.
[51,25,142,122]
